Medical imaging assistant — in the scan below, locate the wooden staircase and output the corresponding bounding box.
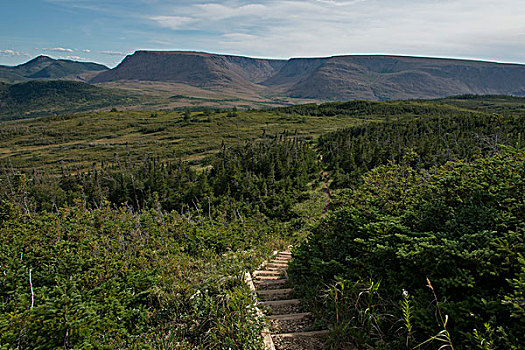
[249,251,329,350]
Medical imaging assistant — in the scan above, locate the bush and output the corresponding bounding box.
[0,203,284,349]
[289,148,525,349]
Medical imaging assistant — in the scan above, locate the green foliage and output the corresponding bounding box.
[2,95,525,349]
[1,137,321,221]
[0,203,286,349]
[322,278,394,349]
[289,149,525,349]
[0,137,322,348]
[318,112,524,187]
[183,107,192,122]
[0,108,361,174]
[275,95,525,119]
[401,289,414,347]
[275,99,464,119]
[0,81,141,121]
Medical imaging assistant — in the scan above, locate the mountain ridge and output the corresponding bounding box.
[0,56,108,83]
[90,51,525,101]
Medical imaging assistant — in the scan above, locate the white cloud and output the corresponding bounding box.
[0,49,18,56]
[0,49,30,57]
[43,47,74,52]
[100,50,125,56]
[223,33,257,41]
[149,16,194,30]
[82,49,91,53]
[141,0,525,63]
[195,3,268,20]
[36,0,525,64]
[66,55,84,60]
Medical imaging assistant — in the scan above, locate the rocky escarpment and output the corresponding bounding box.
[90,51,285,90]
[89,51,525,101]
[284,55,525,100]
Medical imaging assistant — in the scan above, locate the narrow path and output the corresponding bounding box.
[320,170,332,218]
[252,251,329,350]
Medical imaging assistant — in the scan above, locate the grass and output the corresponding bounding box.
[2,95,524,174]
[0,109,365,173]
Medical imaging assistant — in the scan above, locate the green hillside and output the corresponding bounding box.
[0,80,144,120]
[0,55,108,83]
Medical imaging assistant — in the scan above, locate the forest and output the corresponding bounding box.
[0,95,524,349]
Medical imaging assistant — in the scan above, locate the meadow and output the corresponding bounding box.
[0,108,365,173]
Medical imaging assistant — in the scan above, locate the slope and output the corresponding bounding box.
[272,55,525,100]
[91,51,525,102]
[0,56,108,83]
[0,80,142,120]
[91,51,285,91]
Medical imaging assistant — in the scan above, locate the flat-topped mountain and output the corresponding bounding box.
[91,51,286,89]
[0,56,108,83]
[90,51,525,101]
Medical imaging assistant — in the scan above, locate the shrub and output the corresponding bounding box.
[289,148,525,349]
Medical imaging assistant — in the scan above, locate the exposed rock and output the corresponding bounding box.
[89,51,525,101]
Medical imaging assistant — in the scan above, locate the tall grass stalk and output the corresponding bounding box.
[401,289,413,348]
[414,278,455,350]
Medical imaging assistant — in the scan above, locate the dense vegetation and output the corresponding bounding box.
[1,95,524,349]
[0,137,324,348]
[290,148,524,349]
[319,111,524,187]
[285,96,525,349]
[0,108,363,174]
[275,99,466,119]
[2,137,320,219]
[0,202,286,349]
[0,81,142,121]
[276,95,525,118]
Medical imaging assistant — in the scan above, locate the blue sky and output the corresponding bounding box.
[1,0,524,68]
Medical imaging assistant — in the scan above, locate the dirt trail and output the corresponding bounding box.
[251,251,329,350]
[320,171,332,217]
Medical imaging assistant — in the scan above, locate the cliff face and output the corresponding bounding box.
[274,56,525,100]
[90,51,286,89]
[90,51,525,100]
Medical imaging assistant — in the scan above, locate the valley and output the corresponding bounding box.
[1,57,524,350]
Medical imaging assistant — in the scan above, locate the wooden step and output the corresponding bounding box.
[273,256,291,261]
[250,250,328,349]
[254,278,289,289]
[262,299,302,315]
[268,259,289,264]
[269,312,313,333]
[254,270,284,276]
[258,288,294,301]
[254,274,286,281]
[264,266,287,273]
[266,262,289,269]
[278,251,292,254]
[272,330,329,350]
[276,255,292,260]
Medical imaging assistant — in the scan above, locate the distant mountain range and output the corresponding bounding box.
[3,52,525,103]
[91,51,525,101]
[0,56,108,83]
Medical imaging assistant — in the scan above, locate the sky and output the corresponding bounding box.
[1,0,524,68]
